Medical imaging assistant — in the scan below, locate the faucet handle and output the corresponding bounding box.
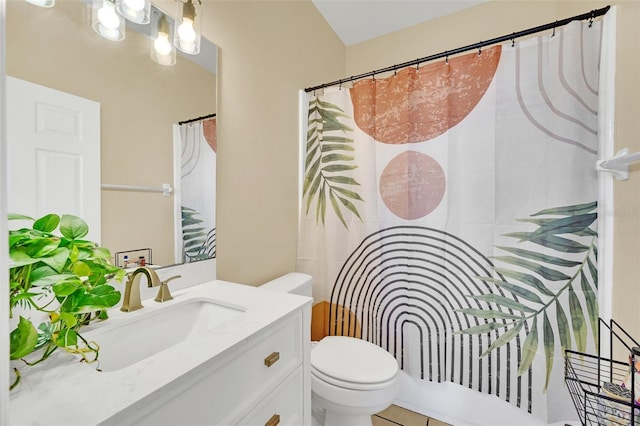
[164,275,182,284]
[154,275,181,303]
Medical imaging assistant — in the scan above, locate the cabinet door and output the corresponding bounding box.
[238,369,303,426]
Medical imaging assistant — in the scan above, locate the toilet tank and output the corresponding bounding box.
[260,272,313,298]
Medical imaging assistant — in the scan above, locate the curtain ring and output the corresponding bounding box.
[589,10,595,27]
[478,42,482,56]
[551,21,557,37]
[339,79,342,90]
[511,33,515,48]
[445,51,449,64]
[394,66,397,76]
[416,60,420,71]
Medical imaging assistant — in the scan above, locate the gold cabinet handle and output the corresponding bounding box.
[264,351,280,367]
[265,414,280,426]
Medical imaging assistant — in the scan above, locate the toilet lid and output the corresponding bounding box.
[311,336,398,386]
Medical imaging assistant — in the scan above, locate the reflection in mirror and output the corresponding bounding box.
[5,0,217,270]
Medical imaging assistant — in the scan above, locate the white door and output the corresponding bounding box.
[6,76,101,242]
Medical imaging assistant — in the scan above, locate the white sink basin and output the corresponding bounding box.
[86,297,245,372]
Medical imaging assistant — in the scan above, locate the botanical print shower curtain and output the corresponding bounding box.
[298,20,603,421]
[180,118,217,262]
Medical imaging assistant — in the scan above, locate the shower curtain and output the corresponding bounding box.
[298,20,604,421]
[179,117,217,262]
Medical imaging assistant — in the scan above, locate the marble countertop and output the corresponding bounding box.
[9,280,311,426]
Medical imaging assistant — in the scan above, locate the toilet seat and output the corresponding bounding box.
[311,336,398,391]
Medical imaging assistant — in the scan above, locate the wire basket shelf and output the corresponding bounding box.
[565,319,640,426]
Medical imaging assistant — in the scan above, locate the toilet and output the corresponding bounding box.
[261,273,399,426]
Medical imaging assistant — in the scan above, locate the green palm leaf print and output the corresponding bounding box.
[304,97,363,229]
[456,201,598,391]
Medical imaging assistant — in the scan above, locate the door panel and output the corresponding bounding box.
[7,76,101,242]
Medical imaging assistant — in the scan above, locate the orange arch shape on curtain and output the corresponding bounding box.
[203,117,217,153]
[350,45,501,144]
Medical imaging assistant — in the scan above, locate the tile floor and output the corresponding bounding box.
[373,404,451,426]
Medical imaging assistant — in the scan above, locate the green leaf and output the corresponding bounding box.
[489,279,544,305]
[52,278,82,297]
[492,256,570,281]
[321,136,353,143]
[331,186,364,201]
[73,286,121,313]
[25,238,61,258]
[531,201,597,217]
[321,143,355,152]
[480,321,523,357]
[40,247,70,273]
[93,247,112,261]
[586,256,598,285]
[495,246,581,268]
[466,294,537,313]
[455,322,504,335]
[72,261,92,277]
[555,300,572,353]
[568,285,587,353]
[329,190,348,228]
[527,235,589,254]
[543,312,554,391]
[33,214,60,233]
[316,184,326,226]
[336,194,363,221]
[321,153,354,163]
[455,308,524,320]
[59,215,89,240]
[36,322,55,349]
[55,328,78,348]
[32,272,77,288]
[59,312,78,328]
[493,269,554,297]
[8,213,34,221]
[324,176,360,186]
[529,214,597,238]
[9,251,40,269]
[580,271,599,346]
[10,317,38,360]
[322,164,358,173]
[518,318,539,376]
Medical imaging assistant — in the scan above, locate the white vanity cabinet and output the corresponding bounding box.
[104,307,311,426]
[9,281,312,426]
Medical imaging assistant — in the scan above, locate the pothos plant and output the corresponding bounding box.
[8,213,126,390]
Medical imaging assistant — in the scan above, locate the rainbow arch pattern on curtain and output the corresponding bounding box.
[297,19,602,420]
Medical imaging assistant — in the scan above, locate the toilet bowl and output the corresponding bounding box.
[261,273,400,426]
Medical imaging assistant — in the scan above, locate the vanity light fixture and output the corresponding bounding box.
[116,0,151,25]
[91,0,126,41]
[174,0,201,55]
[24,0,55,7]
[151,12,176,66]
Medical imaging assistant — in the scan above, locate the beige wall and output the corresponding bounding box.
[6,0,216,266]
[202,1,345,285]
[346,1,640,333]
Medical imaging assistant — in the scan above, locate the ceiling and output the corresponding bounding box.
[311,0,488,46]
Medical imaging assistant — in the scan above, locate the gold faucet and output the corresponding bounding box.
[120,267,181,312]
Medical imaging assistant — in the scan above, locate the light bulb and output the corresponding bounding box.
[97,1,120,29]
[154,34,172,56]
[177,19,196,43]
[123,0,145,12]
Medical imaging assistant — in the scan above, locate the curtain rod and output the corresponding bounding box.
[304,5,610,93]
[178,113,216,125]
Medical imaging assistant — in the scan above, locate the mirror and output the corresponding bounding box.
[5,0,217,270]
